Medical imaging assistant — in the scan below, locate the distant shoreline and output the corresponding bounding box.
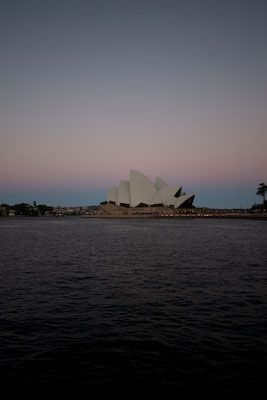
[1,212,266,221]
[83,213,267,220]
[1,215,266,221]
[83,203,267,220]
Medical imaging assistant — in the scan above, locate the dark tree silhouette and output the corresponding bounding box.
[13,203,38,216]
[256,182,267,204]
[37,204,53,215]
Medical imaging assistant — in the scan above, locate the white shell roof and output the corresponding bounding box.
[107,187,118,204]
[157,185,182,206]
[107,170,195,208]
[154,177,168,190]
[130,170,161,207]
[117,180,130,205]
[174,194,195,208]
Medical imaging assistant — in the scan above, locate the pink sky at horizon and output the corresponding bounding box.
[1,112,265,190]
[1,0,266,207]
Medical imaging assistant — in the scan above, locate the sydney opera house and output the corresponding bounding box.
[105,170,195,209]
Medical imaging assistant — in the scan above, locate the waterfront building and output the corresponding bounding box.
[107,170,195,208]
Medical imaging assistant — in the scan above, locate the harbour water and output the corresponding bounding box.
[0,217,266,397]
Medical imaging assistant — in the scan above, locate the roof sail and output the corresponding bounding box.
[154,177,168,190]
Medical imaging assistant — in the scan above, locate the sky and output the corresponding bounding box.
[1,0,266,208]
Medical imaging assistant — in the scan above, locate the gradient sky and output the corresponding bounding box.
[1,0,266,207]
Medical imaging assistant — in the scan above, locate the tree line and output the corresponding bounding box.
[0,203,53,216]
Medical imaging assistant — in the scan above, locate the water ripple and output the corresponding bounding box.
[0,217,266,396]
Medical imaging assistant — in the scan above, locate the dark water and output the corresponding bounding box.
[0,217,266,397]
